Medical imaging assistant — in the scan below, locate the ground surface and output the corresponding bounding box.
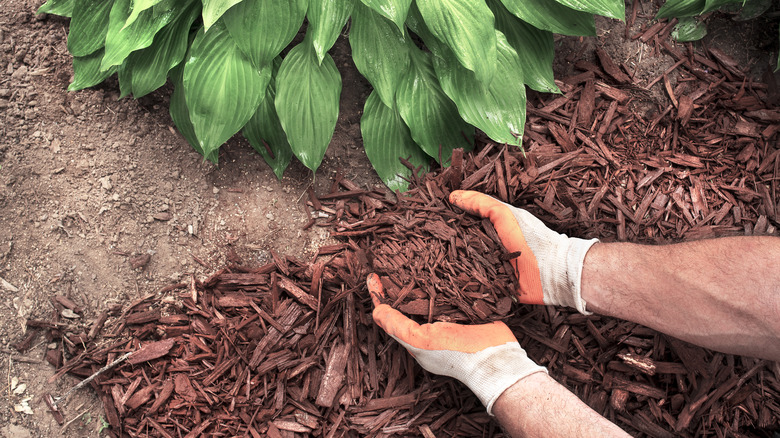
[0,0,777,436]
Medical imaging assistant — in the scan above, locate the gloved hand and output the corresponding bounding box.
[367,273,547,415]
[449,190,598,314]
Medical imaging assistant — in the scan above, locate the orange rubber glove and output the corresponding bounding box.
[449,190,598,314]
[368,273,547,414]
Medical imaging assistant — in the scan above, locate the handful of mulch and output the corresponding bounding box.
[323,148,522,324]
[367,175,520,324]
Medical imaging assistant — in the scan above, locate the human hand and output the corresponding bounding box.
[367,273,546,414]
[449,190,598,314]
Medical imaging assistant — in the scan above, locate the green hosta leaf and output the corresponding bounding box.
[735,0,772,21]
[124,0,165,28]
[672,16,707,41]
[397,47,473,164]
[358,0,411,34]
[489,0,558,93]
[433,31,525,146]
[67,0,115,56]
[702,0,743,13]
[416,0,497,85]
[498,0,594,36]
[656,0,706,19]
[170,64,217,162]
[202,0,244,30]
[68,49,117,91]
[307,0,354,63]
[551,0,624,20]
[275,39,342,172]
[361,91,429,191]
[102,0,176,70]
[37,0,75,17]
[184,22,270,158]
[243,59,293,180]
[350,3,410,108]
[403,3,445,56]
[222,0,308,69]
[117,60,133,98]
[125,0,200,98]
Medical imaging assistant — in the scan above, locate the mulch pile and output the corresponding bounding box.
[19,21,780,438]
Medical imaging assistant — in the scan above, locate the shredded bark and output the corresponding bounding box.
[29,29,780,438]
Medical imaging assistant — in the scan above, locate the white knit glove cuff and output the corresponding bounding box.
[395,338,548,415]
[506,206,598,315]
[542,236,598,314]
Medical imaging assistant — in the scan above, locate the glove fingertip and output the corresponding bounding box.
[449,190,464,204]
[366,273,384,307]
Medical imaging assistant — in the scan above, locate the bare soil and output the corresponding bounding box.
[0,0,776,436]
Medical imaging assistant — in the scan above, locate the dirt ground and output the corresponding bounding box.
[0,0,776,436]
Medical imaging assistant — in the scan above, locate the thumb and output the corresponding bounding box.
[367,273,426,349]
[449,190,507,223]
[371,303,425,346]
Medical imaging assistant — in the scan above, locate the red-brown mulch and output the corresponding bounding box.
[22,22,780,438]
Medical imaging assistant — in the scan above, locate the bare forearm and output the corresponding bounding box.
[493,373,629,438]
[581,237,780,361]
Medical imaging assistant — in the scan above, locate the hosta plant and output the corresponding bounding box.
[38,0,624,191]
[657,0,779,72]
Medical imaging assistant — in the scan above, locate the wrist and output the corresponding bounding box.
[459,342,548,415]
[492,371,551,418]
[493,366,631,438]
[395,338,547,415]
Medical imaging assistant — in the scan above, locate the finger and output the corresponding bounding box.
[366,273,384,307]
[374,304,519,352]
[450,190,501,218]
[371,303,422,344]
[450,190,528,255]
[450,190,545,304]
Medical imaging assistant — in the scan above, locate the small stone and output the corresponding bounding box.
[266,212,275,221]
[213,186,219,194]
[11,65,27,79]
[0,88,11,98]
[13,398,33,415]
[61,309,80,319]
[265,186,273,192]
[129,253,151,269]
[50,138,61,153]
[153,212,172,221]
[99,176,112,190]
